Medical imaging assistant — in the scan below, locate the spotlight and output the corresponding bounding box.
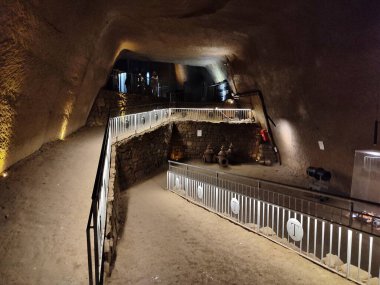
[1,171,8,178]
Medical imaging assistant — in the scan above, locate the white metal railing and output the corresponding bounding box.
[109,108,254,139]
[167,161,380,285]
[110,109,170,139]
[87,107,255,284]
[169,108,253,122]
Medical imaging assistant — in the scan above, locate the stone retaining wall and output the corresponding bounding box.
[116,124,173,189]
[170,122,260,163]
[116,121,267,190]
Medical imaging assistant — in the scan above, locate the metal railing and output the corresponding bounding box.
[109,107,254,139]
[169,108,253,122]
[86,107,254,284]
[86,121,112,285]
[167,161,380,285]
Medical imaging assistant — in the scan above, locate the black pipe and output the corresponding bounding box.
[374,120,378,145]
[235,89,281,165]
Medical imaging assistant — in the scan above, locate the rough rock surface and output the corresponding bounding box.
[259,226,276,236]
[339,263,372,282]
[171,121,259,162]
[367,277,380,285]
[1,1,380,194]
[322,253,344,269]
[117,124,173,189]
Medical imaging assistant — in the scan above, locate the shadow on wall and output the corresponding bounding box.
[225,13,380,194]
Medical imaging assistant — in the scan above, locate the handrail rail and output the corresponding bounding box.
[168,160,380,209]
[167,162,380,284]
[171,107,251,111]
[91,120,110,199]
[168,161,380,238]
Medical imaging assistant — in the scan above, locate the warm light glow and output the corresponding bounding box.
[0,94,16,173]
[170,150,184,161]
[1,171,8,178]
[0,150,7,173]
[59,91,75,140]
[174,64,187,85]
[59,118,69,140]
[113,41,140,63]
[277,119,305,162]
[0,50,27,172]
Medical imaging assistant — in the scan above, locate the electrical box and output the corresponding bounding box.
[351,150,380,204]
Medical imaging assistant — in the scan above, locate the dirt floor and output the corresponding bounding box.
[0,126,355,285]
[0,127,104,285]
[107,172,353,285]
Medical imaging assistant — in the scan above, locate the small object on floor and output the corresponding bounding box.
[226,143,235,163]
[203,144,214,163]
[217,145,228,167]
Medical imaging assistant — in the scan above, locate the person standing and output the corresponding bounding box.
[137,72,145,94]
[151,71,159,97]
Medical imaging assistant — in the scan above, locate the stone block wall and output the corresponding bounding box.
[86,89,168,126]
[116,124,173,189]
[170,122,260,163]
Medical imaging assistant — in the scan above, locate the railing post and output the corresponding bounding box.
[86,210,94,285]
[93,202,100,285]
[257,181,260,199]
[134,114,137,134]
[349,201,354,226]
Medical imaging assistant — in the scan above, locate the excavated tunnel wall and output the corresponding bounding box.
[2,1,380,196]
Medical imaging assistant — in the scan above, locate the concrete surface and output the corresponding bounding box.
[107,171,353,285]
[0,126,104,284]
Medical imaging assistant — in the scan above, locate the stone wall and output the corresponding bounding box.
[170,122,260,163]
[104,144,120,276]
[116,121,262,190]
[86,89,169,126]
[116,124,173,189]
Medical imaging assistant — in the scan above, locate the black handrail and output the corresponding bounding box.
[87,115,110,285]
[91,119,110,200]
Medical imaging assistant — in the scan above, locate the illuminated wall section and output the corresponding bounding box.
[60,90,76,140]
[0,51,24,173]
[174,64,187,86]
[0,97,14,173]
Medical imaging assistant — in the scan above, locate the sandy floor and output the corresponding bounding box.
[188,159,309,188]
[107,172,353,285]
[0,127,104,285]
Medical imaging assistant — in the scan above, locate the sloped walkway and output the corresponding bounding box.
[107,172,352,285]
[0,127,104,285]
